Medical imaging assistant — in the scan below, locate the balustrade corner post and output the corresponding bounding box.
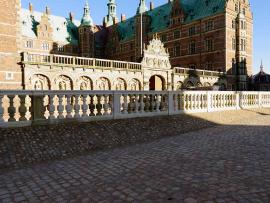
[73,57,76,66]
[31,93,46,125]
[113,92,121,119]
[168,91,174,115]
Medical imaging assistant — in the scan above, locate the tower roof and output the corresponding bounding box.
[80,0,94,26]
[137,0,148,14]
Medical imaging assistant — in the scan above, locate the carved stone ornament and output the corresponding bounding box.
[142,36,171,70]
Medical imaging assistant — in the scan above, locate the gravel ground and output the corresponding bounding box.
[0,108,269,172]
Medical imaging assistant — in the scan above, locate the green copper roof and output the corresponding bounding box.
[116,0,226,42]
[117,18,135,41]
[80,1,94,26]
[21,8,80,45]
[147,3,172,34]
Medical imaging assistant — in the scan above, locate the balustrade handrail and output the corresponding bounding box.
[22,52,142,70]
[174,67,225,76]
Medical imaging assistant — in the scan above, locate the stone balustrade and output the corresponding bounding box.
[174,67,224,77]
[0,91,269,128]
[23,52,142,71]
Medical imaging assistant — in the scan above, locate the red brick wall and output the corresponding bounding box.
[0,0,22,89]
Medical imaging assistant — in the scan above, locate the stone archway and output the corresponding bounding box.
[149,75,165,91]
[130,79,142,91]
[78,76,93,90]
[115,78,127,90]
[29,74,50,90]
[97,77,111,90]
[55,75,73,90]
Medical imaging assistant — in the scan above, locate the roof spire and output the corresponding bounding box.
[104,0,118,27]
[260,59,264,72]
[137,0,148,14]
[80,0,94,26]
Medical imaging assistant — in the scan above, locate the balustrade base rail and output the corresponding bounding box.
[0,91,269,128]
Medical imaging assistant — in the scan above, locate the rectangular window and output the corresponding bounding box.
[189,26,196,36]
[174,30,180,39]
[57,45,64,52]
[161,34,167,42]
[232,38,236,50]
[5,72,14,80]
[240,39,246,51]
[26,40,33,48]
[205,39,213,52]
[189,41,196,54]
[205,20,214,31]
[235,4,238,12]
[42,43,50,50]
[174,44,181,57]
[232,20,236,29]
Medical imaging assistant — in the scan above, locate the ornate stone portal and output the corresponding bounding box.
[142,36,172,90]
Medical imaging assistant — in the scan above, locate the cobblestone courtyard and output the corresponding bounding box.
[0,109,270,202]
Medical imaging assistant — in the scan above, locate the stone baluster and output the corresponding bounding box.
[82,94,89,117]
[89,95,95,116]
[150,94,155,112]
[128,94,134,113]
[18,95,27,121]
[74,95,81,118]
[155,94,160,112]
[8,95,16,122]
[198,94,202,109]
[48,94,56,120]
[0,95,4,123]
[139,94,145,114]
[66,94,73,119]
[122,94,128,114]
[134,94,139,114]
[145,94,150,112]
[103,94,110,115]
[96,95,102,116]
[57,94,65,119]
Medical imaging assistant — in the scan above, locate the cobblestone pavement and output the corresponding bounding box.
[0,110,270,202]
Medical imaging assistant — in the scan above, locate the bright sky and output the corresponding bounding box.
[21,0,270,74]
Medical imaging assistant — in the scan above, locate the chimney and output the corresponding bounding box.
[69,12,74,22]
[113,17,118,25]
[150,2,154,11]
[29,2,33,13]
[45,6,50,15]
[121,14,126,22]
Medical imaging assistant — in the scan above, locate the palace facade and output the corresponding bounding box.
[0,0,253,90]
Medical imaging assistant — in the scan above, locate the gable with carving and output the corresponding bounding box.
[142,37,171,70]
